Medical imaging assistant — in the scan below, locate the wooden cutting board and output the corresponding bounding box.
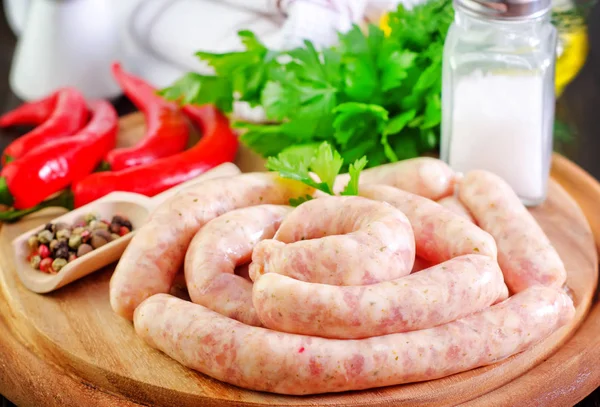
[0,113,598,407]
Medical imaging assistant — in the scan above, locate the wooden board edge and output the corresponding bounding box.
[551,153,600,254]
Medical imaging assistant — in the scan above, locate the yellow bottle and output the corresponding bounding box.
[553,2,589,97]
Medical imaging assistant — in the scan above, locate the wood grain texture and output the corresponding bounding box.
[0,114,598,406]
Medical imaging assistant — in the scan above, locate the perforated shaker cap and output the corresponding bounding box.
[454,0,552,20]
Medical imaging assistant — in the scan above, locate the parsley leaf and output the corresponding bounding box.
[378,46,417,92]
[266,142,367,201]
[261,80,299,121]
[235,123,295,157]
[341,156,369,196]
[159,73,233,113]
[265,148,316,188]
[338,25,380,104]
[289,195,314,207]
[310,142,344,194]
[333,103,388,148]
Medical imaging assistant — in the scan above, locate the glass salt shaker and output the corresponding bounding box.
[440,0,557,206]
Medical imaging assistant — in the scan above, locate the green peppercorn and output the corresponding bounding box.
[30,255,42,269]
[84,213,99,224]
[56,229,71,240]
[52,258,68,272]
[72,227,85,235]
[27,235,39,249]
[110,233,121,241]
[37,229,54,244]
[68,234,83,250]
[90,220,109,231]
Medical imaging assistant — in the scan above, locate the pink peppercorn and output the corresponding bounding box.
[38,244,50,259]
[81,230,91,242]
[39,257,53,273]
[119,226,130,236]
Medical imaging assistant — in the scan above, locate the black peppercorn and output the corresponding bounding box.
[111,215,132,230]
[55,246,70,260]
[54,240,70,260]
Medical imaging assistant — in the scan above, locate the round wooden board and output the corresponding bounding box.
[0,113,598,407]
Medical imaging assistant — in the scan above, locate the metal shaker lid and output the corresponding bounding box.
[454,0,552,20]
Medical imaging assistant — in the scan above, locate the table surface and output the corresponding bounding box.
[0,4,599,407]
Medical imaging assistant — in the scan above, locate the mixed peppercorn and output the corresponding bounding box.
[27,213,133,273]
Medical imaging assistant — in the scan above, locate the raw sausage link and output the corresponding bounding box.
[334,157,455,200]
[184,204,292,326]
[134,286,574,395]
[110,173,313,320]
[437,196,474,222]
[249,196,415,285]
[359,185,497,264]
[252,255,509,339]
[458,170,567,292]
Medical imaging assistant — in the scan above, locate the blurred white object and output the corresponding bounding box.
[278,0,368,48]
[4,0,425,95]
[3,0,30,35]
[121,0,285,88]
[9,0,122,101]
[364,0,426,20]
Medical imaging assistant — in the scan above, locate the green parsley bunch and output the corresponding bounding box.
[160,0,453,170]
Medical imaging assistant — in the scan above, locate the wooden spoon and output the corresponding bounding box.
[11,163,241,293]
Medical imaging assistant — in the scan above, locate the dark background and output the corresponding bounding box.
[0,2,599,406]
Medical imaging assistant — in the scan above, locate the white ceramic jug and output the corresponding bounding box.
[8,0,122,101]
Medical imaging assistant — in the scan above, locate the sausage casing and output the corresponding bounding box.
[253,255,509,338]
[134,286,574,395]
[459,170,567,292]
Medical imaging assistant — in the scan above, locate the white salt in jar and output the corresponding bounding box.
[440,0,557,206]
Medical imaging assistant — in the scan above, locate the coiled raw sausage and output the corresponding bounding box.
[249,196,415,285]
[253,255,509,338]
[184,205,292,326]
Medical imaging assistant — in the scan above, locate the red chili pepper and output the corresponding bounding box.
[0,91,58,127]
[72,104,238,207]
[2,88,88,164]
[104,63,189,171]
[0,101,118,209]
